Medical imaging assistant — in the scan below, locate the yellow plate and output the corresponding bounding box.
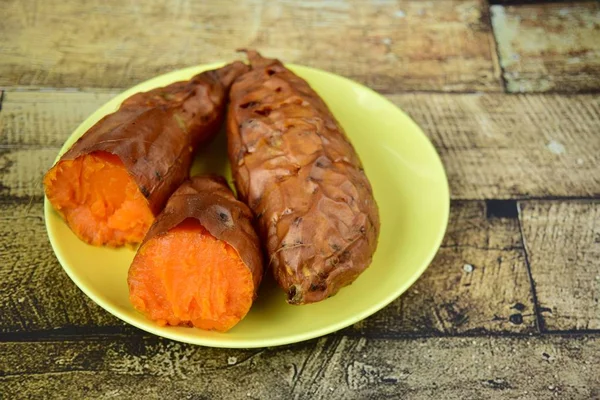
[45,63,449,348]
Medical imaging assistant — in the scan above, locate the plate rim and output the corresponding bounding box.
[44,62,450,348]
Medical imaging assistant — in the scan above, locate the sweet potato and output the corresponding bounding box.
[227,51,380,304]
[44,62,248,246]
[128,175,263,332]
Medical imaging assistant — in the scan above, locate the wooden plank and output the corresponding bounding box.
[0,199,534,335]
[0,200,123,333]
[392,93,600,199]
[1,336,598,399]
[0,0,501,92]
[0,91,116,148]
[0,92,117,199]
[2,91,599,200]
[0,147,58,199]
[0,198,532,334]
[355,200,535,335]
[491,2,600,93]
[353,201,535,335]
[519,200,600,331]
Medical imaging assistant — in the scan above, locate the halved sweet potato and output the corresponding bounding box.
[44,62,248,246]
[128,175,263,332]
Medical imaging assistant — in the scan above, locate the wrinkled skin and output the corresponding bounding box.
[138,175,263,294]
[227,51,380,304]
[50,62,248,215]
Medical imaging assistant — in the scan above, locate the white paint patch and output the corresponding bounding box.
[228,356,238,365]
[355,337,368,352]
[547,140,566,155]
[347,361,380,389]
[491,5,521,71]
[394,10,405,18]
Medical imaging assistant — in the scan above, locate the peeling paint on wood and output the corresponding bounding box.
[1,2,600,395]
[0,201,535,336]
[3,91,599,200]
[491,2,600,93]
[352,201,535,336]
[392,93,600,199]
[0,0,501,92]
[0,336,599,399]
[0,201,123,332]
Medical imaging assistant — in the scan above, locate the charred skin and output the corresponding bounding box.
[49,61,248,216]
[227,51,380,304]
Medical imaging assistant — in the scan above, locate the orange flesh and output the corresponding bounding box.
[44,151,154,246]
[128,219,255,332]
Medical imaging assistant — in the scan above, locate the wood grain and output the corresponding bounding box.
[0,0,501,92]
[491,2,600,93]
[2,91,599,200]
[0,199,534,335]
[352,201,535,336]
[519,200,600,331]
[391,93,600,199]
[0,148,58,199]
[1,335,598,399]
[0,91,116,148]
[0,200,123,333]
[0,92,117,199]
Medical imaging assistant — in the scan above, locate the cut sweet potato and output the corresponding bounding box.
[128,175,263,332]
[44,151,154,246]
[44,62,248,246]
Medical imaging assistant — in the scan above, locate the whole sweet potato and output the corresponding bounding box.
[44,62,248,246]
[128,175,263,332]
[227,51,380,304]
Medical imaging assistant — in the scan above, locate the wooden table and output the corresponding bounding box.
[1,1,599,398]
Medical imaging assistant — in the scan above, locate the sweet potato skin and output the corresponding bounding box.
[137,175,263,294]
[50,62,248,215]
[227,51,380,304]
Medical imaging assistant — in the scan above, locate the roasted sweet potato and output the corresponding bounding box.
[128,175,263,332]
[44,62,248,246]
[227,51,380,304]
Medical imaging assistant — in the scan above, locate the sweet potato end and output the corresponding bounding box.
[128,219,255,332]
[43,151,154,246]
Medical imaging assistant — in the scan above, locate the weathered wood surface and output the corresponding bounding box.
[0,92,117,199]
[0,0,502,92]
[352,200,535,336]
[391,93,600,199]
[519,200,600,332]
[1,335,599,399]
[0,91,116,148]
[2,91,599,201]
[0,200,124,332]
[491,2,600,93]
[0,198,535,335]
[2,1,600,396]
